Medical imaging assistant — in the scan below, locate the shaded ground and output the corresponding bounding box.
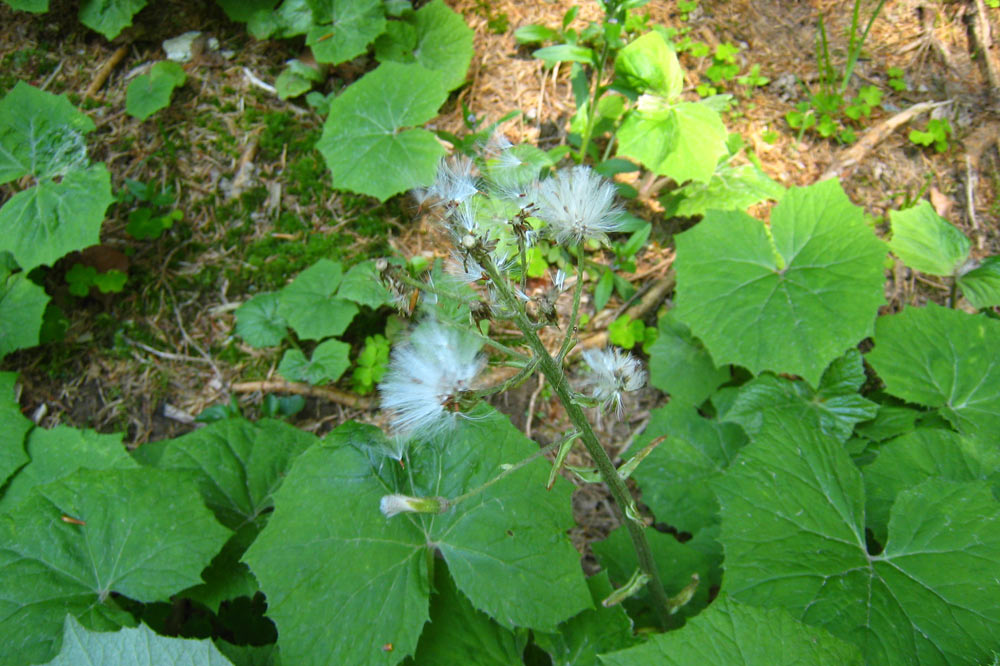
[2,0,998,564]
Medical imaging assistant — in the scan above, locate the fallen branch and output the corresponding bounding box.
[85,45,129,99]
[231,380,376,410]
[820,100,952,181]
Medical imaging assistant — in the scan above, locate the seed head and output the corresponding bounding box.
[581,347,647,419]
[379,319,485,438]
[534,166,624,245]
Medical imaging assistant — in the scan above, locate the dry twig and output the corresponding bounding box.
[84,45,128,99]
[820,100,952,181]
[231,380,376,410]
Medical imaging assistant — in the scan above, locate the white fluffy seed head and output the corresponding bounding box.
[379,319,485,439]
[427,156,479,207]
[581,347,647,419]
[534,166,624,245]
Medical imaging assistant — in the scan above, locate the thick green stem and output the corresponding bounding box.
[471,244,672,627]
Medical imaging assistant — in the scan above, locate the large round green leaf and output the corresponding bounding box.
[631,401,747,534]
[305,0,386,65]
[234,292,287,348]
[244,409,590,665]
[374,0,474,91]
[0,426,135,513]
[277,340,350,384]
[0,84,112,272]
[0,164,112,271]
[866,304,1000,436]
[646,311,729,406]
[125,61,186,121]
[134,417,316,531]
[958,255,1000,309]
[674,179,886,387]
[862,429,1000,545]
[410,562,524,665]
[600,595,863,665]
[317,62,448,201]
[617,101,727,185]
[0,81,94,185]
[614,31,683,98]
[44,615,232,666]
[0,468,231,666]
[78,0,147,39]
[887,200,970,276]
[714,418,1000,665]
[277,260,358,341]
[723,350,877,442]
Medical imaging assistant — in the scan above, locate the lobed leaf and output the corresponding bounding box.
[863,428,1000,545]
[618,101,728,185]
[305,0,385,65]
[78,0,147,39]
[43,615,233,666]
[277,259,358,341]
[0,82,94,185]
[534,571,637,666]
[316,62,448,201]
[133,417,316,531]
[866,304,1000,436]
[631,401,747,534]
[244,409,590,665]
[374,0,474,91]
[0,426,135,513]
[674,179,886,386]
[0,165,112,270]
[0,468,231,666]
[410,562,525,665]
[958,255,1000,309]
[888,200,970,276]
[614,31,683,98]
[646,310,729,406]
[661,161,786,218]
[714,417,1000,665]
[599,595,863,665]
[235,292,287,348]
[125,61,187,121]
[277,339,351,384]
[723,350,877,442]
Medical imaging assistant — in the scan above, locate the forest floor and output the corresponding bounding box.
[2,0,998,566]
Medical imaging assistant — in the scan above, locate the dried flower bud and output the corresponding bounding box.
[379,494,449,518]
[581,347,647,419]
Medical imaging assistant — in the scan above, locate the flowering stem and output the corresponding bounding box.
[556,249,586,364]
[388,267,532,362]
[469,244,672,628]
